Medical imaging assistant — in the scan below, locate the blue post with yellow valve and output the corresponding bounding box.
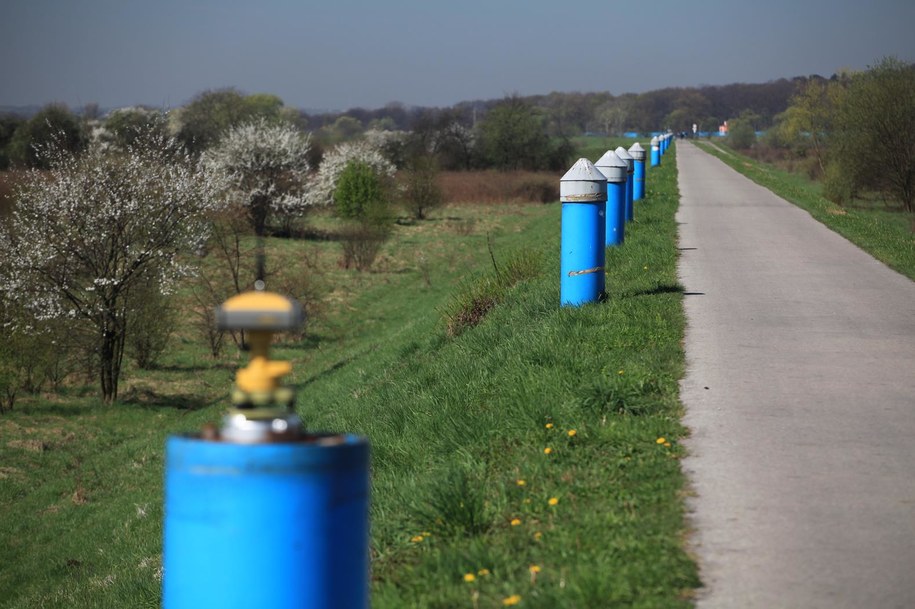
[163,288,370,609]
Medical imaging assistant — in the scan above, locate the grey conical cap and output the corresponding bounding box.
[560,158,607,202]
[594,150,628,183]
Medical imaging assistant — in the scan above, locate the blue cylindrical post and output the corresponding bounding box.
[650,136,660,167]
[164,432,370,609]
[560,158,606,307]
[595,150,627,247]
[615,146,634,223]
[629,142,646,201]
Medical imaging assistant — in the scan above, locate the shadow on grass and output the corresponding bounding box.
[119,386,222,411]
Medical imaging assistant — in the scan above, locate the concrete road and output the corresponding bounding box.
[676,141,915,609]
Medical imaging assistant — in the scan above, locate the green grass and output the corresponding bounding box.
[0,146,698,608]
[696,140,915,280]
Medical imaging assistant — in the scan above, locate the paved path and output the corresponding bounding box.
[676,141,915,609]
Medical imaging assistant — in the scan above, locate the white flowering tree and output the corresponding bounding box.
[0,135,221,403]
[307,139,396,208]
[203,118,311,236]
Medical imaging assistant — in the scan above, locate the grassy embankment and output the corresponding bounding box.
[696,140,915,280]
[0,141,698,608]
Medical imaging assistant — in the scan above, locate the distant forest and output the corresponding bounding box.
[299,74,840,136]
[1,73,844,138]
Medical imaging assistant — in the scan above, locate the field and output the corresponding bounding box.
[0,141,699,608]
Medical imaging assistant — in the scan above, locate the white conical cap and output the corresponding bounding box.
[594,150,628,183]
[560,158,607,202]
[628,142,646,161]
[614,146,633,171]
[650,136,660,148]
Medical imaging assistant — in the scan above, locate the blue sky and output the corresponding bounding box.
[2,0,913,111]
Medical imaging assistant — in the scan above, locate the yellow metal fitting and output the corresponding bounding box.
[216,290,304,403]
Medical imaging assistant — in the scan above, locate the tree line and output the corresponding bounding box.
[725,58,915,213]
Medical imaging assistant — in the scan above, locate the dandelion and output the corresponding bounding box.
[529,564,541,574]
[464,573,476,583]
[618,370,624,375]
[516,479,526,486]
[421,531,431,537]
[511,518,522,526]
[656,437,666,445]
[545,423,554,429]
[477,568,491,577]
[410,535,424,543]
[533,531,543,541]
[548,497,559,506]
[664,441,672,448]
[567,429,577,438]
[544,447,553,455]
[503,594,522,606]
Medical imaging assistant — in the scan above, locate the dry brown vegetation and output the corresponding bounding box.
[436,170,560,204]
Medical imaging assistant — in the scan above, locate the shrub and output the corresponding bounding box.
[401,156,444,219]
[340,223,391,271]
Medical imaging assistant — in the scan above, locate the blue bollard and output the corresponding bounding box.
[164,432,370,609]
[650,136,660,167]
[560,158,606,307]
[629,142,646,201]
[595,150,627,247]
[615,146,634,223]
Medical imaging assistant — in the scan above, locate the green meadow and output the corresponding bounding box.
[0,143,699,608]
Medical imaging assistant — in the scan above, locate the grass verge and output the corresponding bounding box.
[695,140,915,280]
[0,144,698,608]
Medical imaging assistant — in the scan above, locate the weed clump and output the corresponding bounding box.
[440,247,541,337]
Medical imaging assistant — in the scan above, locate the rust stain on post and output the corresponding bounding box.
[567,266,604,277]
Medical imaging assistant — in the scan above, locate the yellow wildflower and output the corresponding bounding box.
[463,572,476,583]
[664,441,672,448]
[410,535,424,543]
[503,594,522,606]
[656,437,666,445]
[516,479,526,486]
[543,447,552,455]
[477,568,491,577]
[510,518,522,526]
[567,429,577,437]
[618,369,624,374]
[528,564,541,574]
[421,531,431,537]
[545,423,554,429]
[533,531,543,540]
[548,497,559,506]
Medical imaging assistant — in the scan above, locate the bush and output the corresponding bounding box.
[401,156,444,219]
[822,160,857,206]
[727,118,756,150]
[126,280,176,370]
[340,223,391,271]
[334,160,389,220]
